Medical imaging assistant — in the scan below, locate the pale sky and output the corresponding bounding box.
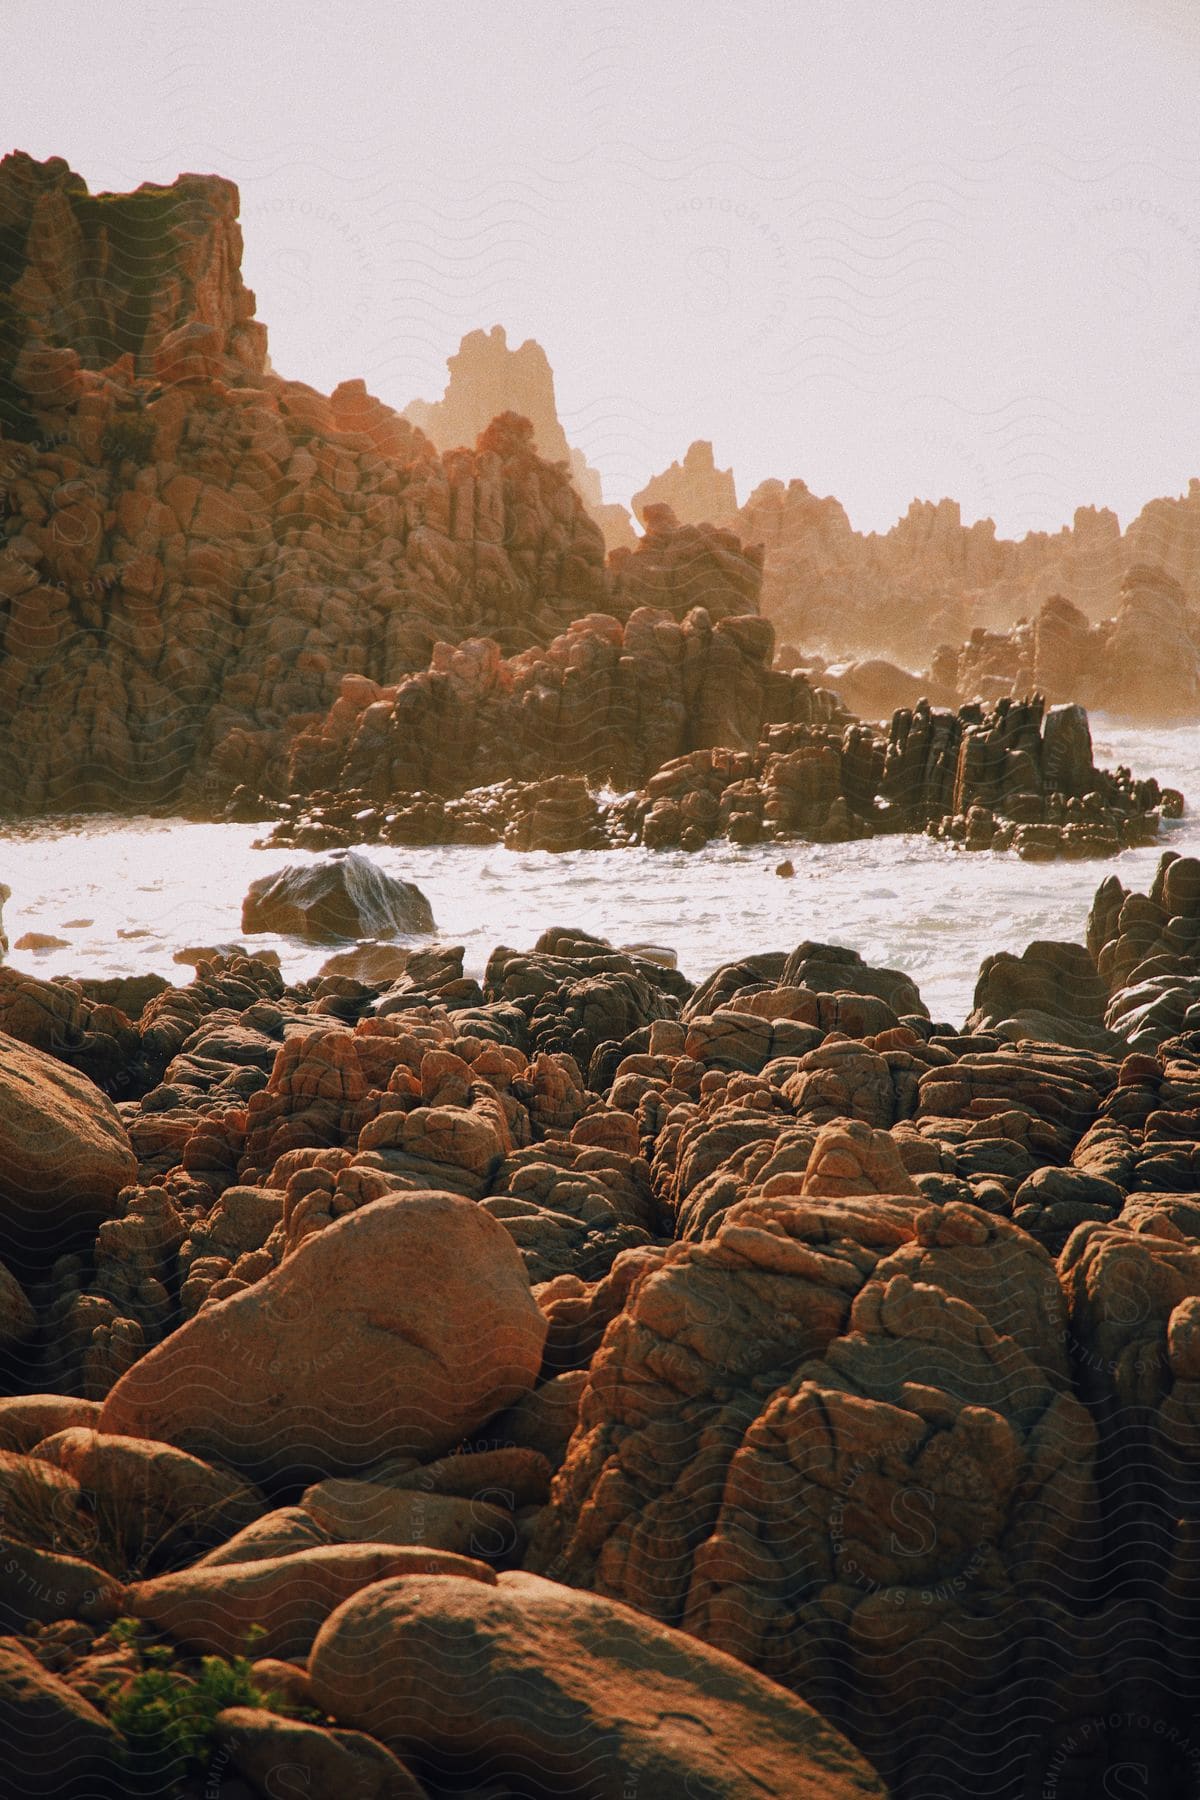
[8,0,1200,536]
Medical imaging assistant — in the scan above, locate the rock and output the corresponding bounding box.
[318,942,415,983]
[0,1396,102,1454]
[0,1637,124,1798]
[215,1705,429,1800]
[800,1118,919,1197]
[193,1506,332,1567]
[0,1031,136,1262]
[1094,565,1200,719]
[528,1185,1096,1791]
[300,1481,515,1560]
[0,1447,127,1634]
[99,1192,547,1483]
[631,439,738,528]
[966,939,1116,1050]
[242,852,435,943]
[12,932,68,952]
[681,1266,1094,1790]
[0,1262,35,1348]
[780,942,927,1018]
[28,1429,265,1574]
[484,1371,588,1469]
[126,1543,496,1660]
[0,1539,122,1633]
[403,324,625,549]
[307,1571,886,1799]
[828,658,950,721]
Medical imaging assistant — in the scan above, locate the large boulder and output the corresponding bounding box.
[0,1031,136,1263]
[126,1543,495,1660]
[0,1638,124,1798]
[29,1429,264,1573]
[308,1570,886,1798]
[100,1192,547,1483]
[529,1196,1094,1794]
[965,939,1117,1051]
[214,1706,428,1800]
[242,851,435,943]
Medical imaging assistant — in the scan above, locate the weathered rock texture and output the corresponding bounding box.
[0,891,1198,1795]
[935,565,1200,720]
[403,323,636,551]
[308,1570,886,1798]
[632,439,738,529]
[98,1191,547,1482]
[1,157,656,813]
[740,473,1200,694]
[260,679,1170,865]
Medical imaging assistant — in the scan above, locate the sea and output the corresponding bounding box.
[1,720,1196,1029]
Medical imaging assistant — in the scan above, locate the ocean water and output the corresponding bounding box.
[1,719,1196,1029]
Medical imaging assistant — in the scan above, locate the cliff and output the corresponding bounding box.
[404,324,636,552]
[631,439,737,528]
[0,157,773,815]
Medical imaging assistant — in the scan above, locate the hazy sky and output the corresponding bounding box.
[8,0,1200,535]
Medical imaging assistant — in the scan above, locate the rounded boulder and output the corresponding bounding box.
[0,1032,136,1263]
[242,851,434,943]
[99,1191,547,1484]
[308,1570,886,1799]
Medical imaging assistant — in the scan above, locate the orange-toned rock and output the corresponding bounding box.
[307,1571,885,1799]
[99,1192,547,1482]
[800,1118,918,1197]
[29,1429,264,1572]
[0,1030,136,1260]
[126,1542,496,1659]
[214,1705,429,1800]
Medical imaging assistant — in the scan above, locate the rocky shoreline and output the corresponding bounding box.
[0,850,1198,1795]
[3,143,1200,1799]
[244,677,1179,863]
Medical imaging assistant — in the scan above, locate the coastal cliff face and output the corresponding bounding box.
[0,152,265,407]
[0,158,646,812]
[404,323,637,553]
[1,153,1196,828]
[737,475,1200,668]
[631,438,738,528]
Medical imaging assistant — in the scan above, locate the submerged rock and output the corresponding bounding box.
[242,851,435,943]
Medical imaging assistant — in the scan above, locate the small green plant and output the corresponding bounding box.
[103,1618,317,1794]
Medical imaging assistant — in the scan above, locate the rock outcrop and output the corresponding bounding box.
[308,1570,885,1798]
[99,1191,547,1483]
[403,323,636,552]
[0,155,632,813]
[0,1031,136,1263]
[737,471,1200,697]
[0,891,1196,1795]
[631,439,738,529]
[241,852,434,943]
[261,676,1171,865]
[940,565,1200,720]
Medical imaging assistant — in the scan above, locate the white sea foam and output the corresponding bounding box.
[1,720,1195,1029]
